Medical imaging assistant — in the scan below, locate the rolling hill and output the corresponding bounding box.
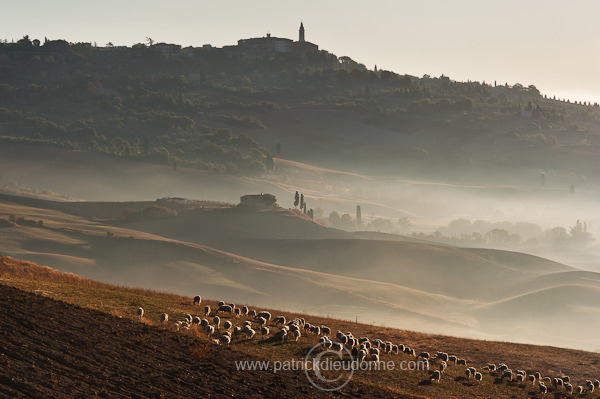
[1,192,599,350]
[2,256,600,398]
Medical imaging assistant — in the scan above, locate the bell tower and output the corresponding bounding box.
[299,22,305,42]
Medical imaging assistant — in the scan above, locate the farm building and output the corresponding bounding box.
[239,193,278,209]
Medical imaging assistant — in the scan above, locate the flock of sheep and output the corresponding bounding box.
[136,295,598,397]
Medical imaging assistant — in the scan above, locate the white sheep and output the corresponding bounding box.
[257,317,267,327]
[255,325,266,337]
[256,311,271,321]
[216,305,233,315]
[248,309,256,317]
[213,316,221,329]
[539,382,547,394]
[193,295,201,305]
[205,325,215,337]
[430,370,441,384]
[160,313,169,324]
[234,308,241,318]
[439,361,447,372]
[219,334,231,346]
[137,307,144,320]
[241,306,249,315]
[223,321,232,330]
[274,328,288,342]
[475,372,482,384]
[204,305,211,316]
[293,329,301,341]
[565,383,573,394]
[218,300,225,307]
[244,327,256,340]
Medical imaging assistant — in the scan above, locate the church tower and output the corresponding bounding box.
[299,22,305,42]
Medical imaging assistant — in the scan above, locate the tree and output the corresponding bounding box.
[294,191,299,208]
[356,205,362,228]
[300,194,304,209]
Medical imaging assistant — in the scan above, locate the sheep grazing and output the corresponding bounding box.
[501,370,513,382]
[439,361,447,372]
[234,308,241,318]
[191,316,201,325]
[204,306,211,316]
[160,313,169,324]
[248,309,256,317]
[552,378,563,390]
[213,316,221,329]
[430,370,441,384]
[418,352,430,359]
[465,369,473,380]
[193,295,201,305]
[256,311,272,321]
[233,326,242,336]
[358,349,367,362]
[575,386,584,394]
[256,317,267,327]
[539,382,547,394]
[486,364,497,372]
[331,342,343,352]
[223,321,232,330]
[241,306,249,315]
[218,300,225,307]
[564,383,573,394]
[457,359,467,366]
[274,328,288,343]
[370,353,380,362]
[205,325,215,337]
[216,305,233,315]
[448,355,458,364]
[293,330,301,341]
[561,376,571,383]
[260,326,270,338]
[244,327,256,340]
[516,374,525,383]
[273,316,286,326]
[594,379,600,389]
[474,372,483,384]
[137,307,144,320]
[528,374,536,385]
[436,352,449,362]
[533,372,542,381]
[219,335,231,346]
[321,326,331,335]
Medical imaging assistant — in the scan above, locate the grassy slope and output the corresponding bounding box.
[2,256,600,399]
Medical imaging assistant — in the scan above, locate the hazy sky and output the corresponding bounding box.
[3,0,600,103]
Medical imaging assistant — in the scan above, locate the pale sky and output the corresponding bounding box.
[3,0,600,103]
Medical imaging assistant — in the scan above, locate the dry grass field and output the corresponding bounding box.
[2,256,600,398]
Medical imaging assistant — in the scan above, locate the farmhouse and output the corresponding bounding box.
[239,193,278,209]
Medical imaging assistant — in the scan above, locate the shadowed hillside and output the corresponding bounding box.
[1,194,600,350]
[3,256,600,398]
